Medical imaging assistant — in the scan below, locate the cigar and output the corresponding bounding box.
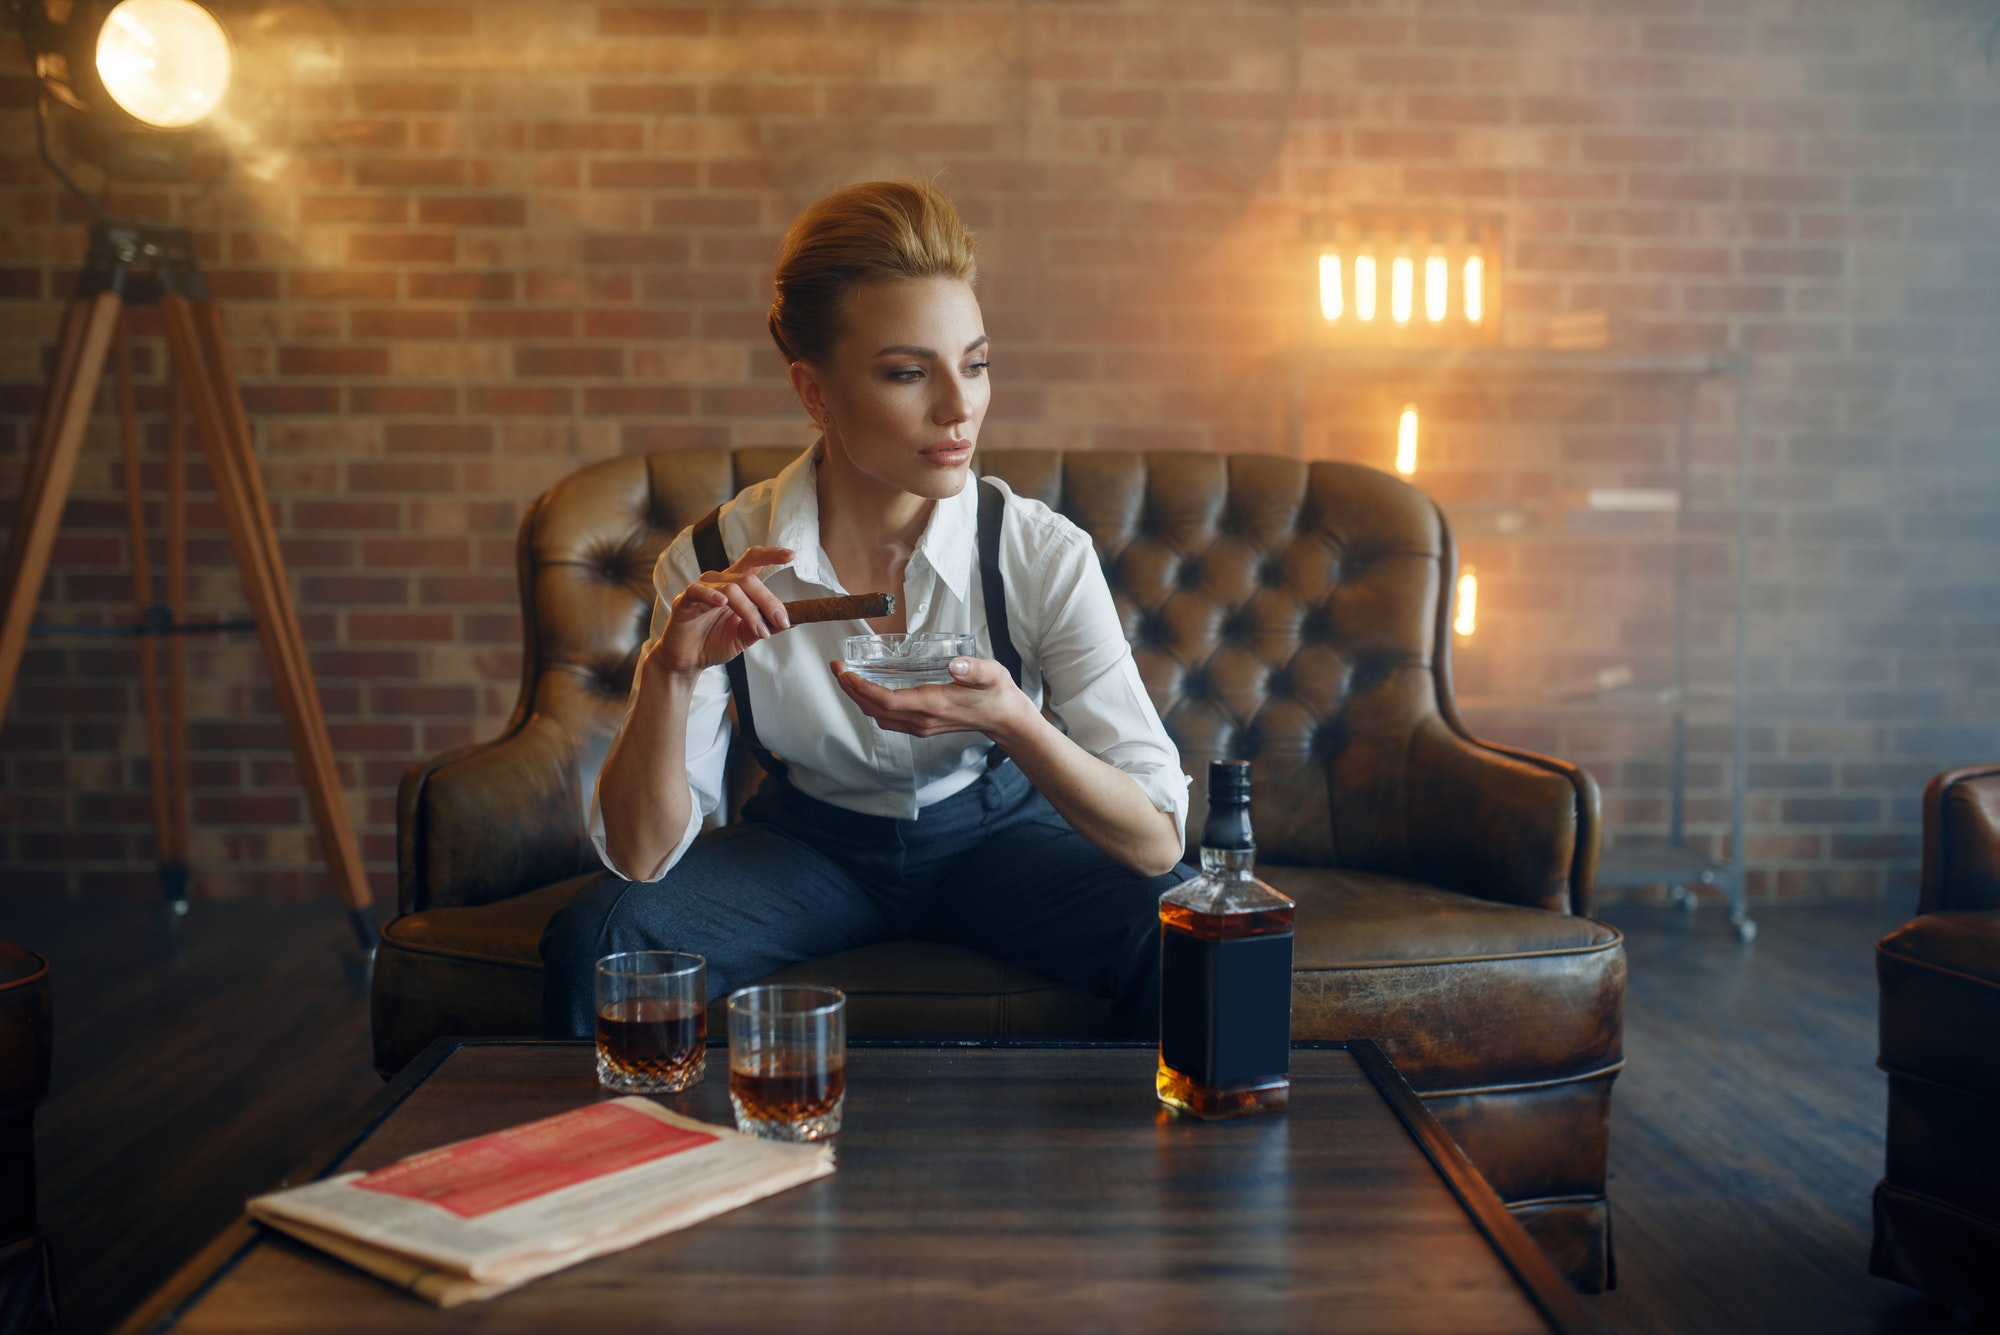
[782,592,896,625]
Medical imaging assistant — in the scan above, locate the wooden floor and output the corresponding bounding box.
[0,895,1976,1334]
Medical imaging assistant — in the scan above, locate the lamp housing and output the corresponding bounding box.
[23,0,234,179]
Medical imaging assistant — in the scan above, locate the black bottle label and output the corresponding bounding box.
[1159,927,1293,1088]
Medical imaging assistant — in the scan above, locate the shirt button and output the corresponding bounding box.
[917,602,929,614]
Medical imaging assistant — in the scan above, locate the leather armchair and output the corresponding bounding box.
[375,449,1623,1290]
[1871,765,2000,1315]
[0,939,55,1335]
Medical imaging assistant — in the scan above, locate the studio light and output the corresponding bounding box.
[96,0,234,129]
[1311,217,1501,346]
[24,0,234,176]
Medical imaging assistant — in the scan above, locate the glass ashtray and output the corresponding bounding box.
[843,632,978,688]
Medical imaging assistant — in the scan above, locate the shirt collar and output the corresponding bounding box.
[915,474,978,604]
[772,440,981,603]
[767,441,833,590]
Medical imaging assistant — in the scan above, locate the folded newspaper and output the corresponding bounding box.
[247,1097,835,1306]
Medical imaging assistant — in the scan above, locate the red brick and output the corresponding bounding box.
[1354,129,1458,160]
[351,309,461,339]
[651,197,761,227]
[293,500,403,532]
[533,120,645,153]
[589,84,699,115]
[466,385,577,415]
[290,270,400,301]
[354,81,462,112]
[583,386,692,415]
[301,195,409,225]
[705,84,814,116]
[349,461,456,493]
[407,272,517,301]
[590,159,701,189]
[205,269,283,300]
[466,309,577,339]
[240,384,342,414]
[582,234,692,265]
[347,233,457,264]
[357,159,469,188]
[418,195,529,227]
[826,84,934,116]
[368,684,479,716]
[1743,247,1845,278]
[345,6,472,34]
[360,535,468,567]
[516,347,625,378]
[582,309,692,339]
[348,384,458,414]
[301,573,409,605]
[1057,88,1166,119]
[418,574,517,605]
[279,346,390,377]
[318,119,406,150]
[384,423,493,454]
[598,6,709,35]
[347,610,458,643]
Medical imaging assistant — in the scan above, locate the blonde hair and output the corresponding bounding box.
[767,179,977,366]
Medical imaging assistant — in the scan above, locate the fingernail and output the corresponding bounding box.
[950,658,971,676]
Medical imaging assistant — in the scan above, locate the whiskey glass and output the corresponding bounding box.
[726,985,846,1141]
[595,951,707,1093]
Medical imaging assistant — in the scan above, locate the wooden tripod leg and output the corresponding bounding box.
[0,291,123,723]
[115,316,188,910]
[158,294,376,946]
[164,371,193,879]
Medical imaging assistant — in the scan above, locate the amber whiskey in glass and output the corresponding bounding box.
[1157,760,1296,1119]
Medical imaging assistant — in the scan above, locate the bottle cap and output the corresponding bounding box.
[1207,759,1251,802]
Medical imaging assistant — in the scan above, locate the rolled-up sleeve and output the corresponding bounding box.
[1020,517,1191,844]
[586,536,733,883]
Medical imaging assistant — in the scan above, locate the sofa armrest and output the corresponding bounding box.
[1920,765,2000,914]
[397,711,597,914]
[1400,714,1602,917]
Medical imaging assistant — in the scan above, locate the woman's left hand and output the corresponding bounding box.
[829,656,1036,744]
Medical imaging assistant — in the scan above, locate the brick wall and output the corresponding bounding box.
[2,0,1997,905]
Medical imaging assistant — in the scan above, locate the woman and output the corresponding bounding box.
[541,180,1191,1038]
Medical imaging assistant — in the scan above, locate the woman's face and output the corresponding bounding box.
[794,276,990,501]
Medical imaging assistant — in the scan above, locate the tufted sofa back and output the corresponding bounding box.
[406,448,1590,918]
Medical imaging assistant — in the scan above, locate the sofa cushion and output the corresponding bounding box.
[374,864,1623,1097]
[1271,865,1625,1092]
[372,877,1111,1074]
[1878,910,2000,1102]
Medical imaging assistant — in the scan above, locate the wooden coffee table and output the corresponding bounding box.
[119,1039,1600,1334]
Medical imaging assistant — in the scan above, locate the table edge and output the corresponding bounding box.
[115,1037,1602,1335]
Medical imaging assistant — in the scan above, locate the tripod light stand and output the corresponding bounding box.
[5,0,375,952]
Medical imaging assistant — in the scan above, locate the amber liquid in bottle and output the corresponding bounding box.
[1157,761,1296,1119]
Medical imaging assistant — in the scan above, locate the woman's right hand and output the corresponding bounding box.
[643,545,798,682]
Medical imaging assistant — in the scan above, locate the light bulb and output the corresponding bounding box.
[96,0,233,129]
[1319,252,1343,322]
[1455,566,1478,637]
[1463,255,1484,326]
[1395,405,1418,476]
[1425,254,1447,323]
[1391,255,1414,325]
[1354,254,1377,322]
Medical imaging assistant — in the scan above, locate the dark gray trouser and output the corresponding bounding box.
[540,761,1189,1040]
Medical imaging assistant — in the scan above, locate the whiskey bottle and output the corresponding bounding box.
[1157,760,1296,1119]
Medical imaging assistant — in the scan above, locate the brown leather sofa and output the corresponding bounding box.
[1871,764,2000,1316]
[0,939,56,1335]
[374,449,1624,1290]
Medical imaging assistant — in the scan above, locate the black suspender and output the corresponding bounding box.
[687,477,1021,778]
[976,477,1023,690]
[689,504,786,778]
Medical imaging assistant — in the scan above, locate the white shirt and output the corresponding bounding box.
[590,445,1190,882]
